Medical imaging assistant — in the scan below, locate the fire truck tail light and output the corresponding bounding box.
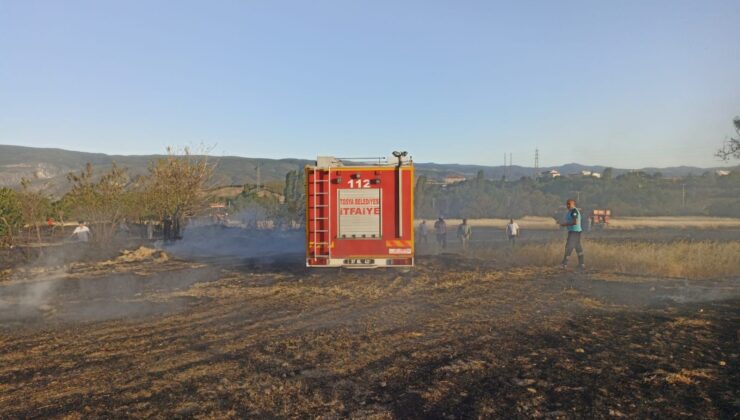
[387,258,412,266]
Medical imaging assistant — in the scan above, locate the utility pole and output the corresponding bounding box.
[255,162,262,190]
[503,153,507,182]
[509,153,512,179]
[682,184,686,208]
[534,148,539,179]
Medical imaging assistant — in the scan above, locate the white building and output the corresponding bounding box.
[443,174,466,184]
[580,170,601,178]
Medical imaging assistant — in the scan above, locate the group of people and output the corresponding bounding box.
[417,217,519,251]
[416,198,586,270]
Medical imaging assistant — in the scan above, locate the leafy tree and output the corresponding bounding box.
[602,167,613,180]
[65,162,129,241]
[716,116,740,161]
[0,187,22,245]
[142,147,214,238]
[17,178,51,243]
[475,170,485,186]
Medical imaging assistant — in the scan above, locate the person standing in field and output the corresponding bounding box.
[506,218,520,247]
[71,221,91,242]
[457,218,472,251]
[163,215,173,243]
[47,217,56,238]
[418,220,429,245]
[146,220,154,240]
[559,198,585,270]
[434,217,447,250]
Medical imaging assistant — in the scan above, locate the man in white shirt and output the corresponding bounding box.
[506,219,520,247]
[71,221,91,242]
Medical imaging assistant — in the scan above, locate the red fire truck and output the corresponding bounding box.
[305,151,414,268]
[589,209,611,229]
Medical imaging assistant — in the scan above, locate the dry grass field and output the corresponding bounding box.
[1,226,738,418]
[472,241,740,280]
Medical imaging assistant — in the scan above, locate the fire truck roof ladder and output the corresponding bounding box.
[311,167,332,260]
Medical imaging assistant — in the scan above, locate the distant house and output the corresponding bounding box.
[715,170,731,176]
[541,170,561,178]
[581,170,601,178]
[443,174,466,185]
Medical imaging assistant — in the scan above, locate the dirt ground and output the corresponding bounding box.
[0,229,738,418]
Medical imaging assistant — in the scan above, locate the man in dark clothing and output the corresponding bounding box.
[163,216,172,243]
[559,198,585,270]
[434,217,447,249]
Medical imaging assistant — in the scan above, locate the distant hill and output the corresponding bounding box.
[0,144,735,197]
[0,145,312,197]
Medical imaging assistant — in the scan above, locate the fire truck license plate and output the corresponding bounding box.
[343,258,375,265]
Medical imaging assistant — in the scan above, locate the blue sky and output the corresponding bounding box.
[1,0,738,168]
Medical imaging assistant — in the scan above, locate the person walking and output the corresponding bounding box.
[146,220,154,240]
[506,218,520,247]
[559,198,585,270]
[418,220,429,245]
[70,221,91,242]
[433,217,447,250]
[457,218,472,251]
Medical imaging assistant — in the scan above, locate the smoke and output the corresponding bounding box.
[18,279,57,308]
[0,263,63,326]
[0,248,76,321]
[1,210,306,330]
[0,241,222,329]
[165,212,305,263]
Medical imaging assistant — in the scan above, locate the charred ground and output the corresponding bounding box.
[0,229,738,418]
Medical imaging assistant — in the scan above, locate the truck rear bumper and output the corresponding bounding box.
[306,257,414,268]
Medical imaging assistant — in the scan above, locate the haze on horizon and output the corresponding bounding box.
[1,0,738,169]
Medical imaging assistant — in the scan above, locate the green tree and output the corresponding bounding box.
[475,170,485,186]
[716,116,740,160]
[65,162,130,241]
[17,178,51,243]
[602,167,613,180]
[0,187,22,245]
[143,147,214,238]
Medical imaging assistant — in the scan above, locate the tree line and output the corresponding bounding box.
[415,169,740,219]
[3,135,738,247]
[0,148,212,246]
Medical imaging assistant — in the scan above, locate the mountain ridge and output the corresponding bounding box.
[1,144,735,197]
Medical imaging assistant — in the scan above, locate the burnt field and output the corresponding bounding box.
[1,228,739,418]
